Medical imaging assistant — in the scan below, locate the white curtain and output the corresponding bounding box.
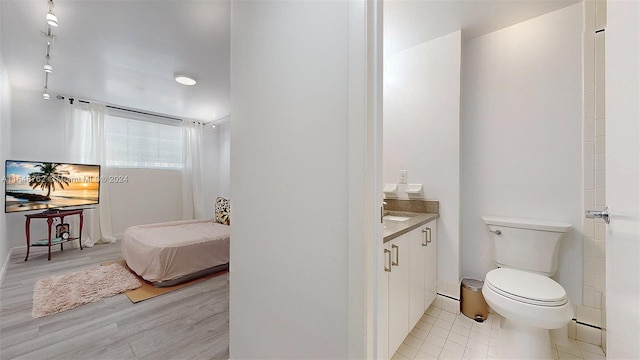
[182,121,206,219]
[64,102,116,247]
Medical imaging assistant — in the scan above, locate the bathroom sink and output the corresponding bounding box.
[383,215,412,222]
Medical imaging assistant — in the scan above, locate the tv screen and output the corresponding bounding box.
[4,160,101,213]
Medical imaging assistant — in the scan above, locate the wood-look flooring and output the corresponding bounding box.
[0,243,229,360]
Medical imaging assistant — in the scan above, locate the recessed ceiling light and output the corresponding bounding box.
[175,74,197,86]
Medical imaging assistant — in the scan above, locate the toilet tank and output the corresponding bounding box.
[482,216,572,276]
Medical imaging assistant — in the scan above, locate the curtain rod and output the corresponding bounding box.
[56,95,183,122]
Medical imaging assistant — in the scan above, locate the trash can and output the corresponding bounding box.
[460,278,489,322]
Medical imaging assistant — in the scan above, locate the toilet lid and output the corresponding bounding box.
[485,268,568,307]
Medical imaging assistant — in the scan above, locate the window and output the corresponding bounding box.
[105,114,182,169]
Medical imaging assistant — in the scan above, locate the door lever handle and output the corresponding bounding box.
[585,207,610,224]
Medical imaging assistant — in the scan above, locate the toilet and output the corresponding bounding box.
[481,216,574,360]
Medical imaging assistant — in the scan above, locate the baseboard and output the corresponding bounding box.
[0,246,18,286]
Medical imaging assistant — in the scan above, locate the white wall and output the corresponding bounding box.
[4,87,66,250]
[0,39,13,280]
[384,30,462,298]
[461,4,583,303]
[229,1,367,357]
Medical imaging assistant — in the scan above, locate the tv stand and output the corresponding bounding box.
[24,209,84,261]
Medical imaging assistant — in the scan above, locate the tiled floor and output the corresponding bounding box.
[392,305,606,360]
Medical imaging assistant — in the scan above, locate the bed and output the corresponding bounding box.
[122,219,230,287]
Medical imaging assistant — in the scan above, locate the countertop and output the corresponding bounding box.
[383,211,439,243]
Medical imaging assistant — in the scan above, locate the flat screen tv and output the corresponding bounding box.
[4,160,101,213]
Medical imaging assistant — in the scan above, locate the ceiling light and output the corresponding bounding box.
[175,74,197,86]
[43,87,50,100]
[44,60,52,73]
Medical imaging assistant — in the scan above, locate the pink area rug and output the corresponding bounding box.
[32,263,142,318]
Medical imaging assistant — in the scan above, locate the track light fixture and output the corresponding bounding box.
[42,1,59,100]
[46,0,58,27]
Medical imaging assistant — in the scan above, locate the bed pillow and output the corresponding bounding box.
[215,196,231,225]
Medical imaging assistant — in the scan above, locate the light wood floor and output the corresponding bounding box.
[0,243,229,360]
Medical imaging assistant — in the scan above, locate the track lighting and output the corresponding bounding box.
[42,1,58,98]
[46,1,58,27]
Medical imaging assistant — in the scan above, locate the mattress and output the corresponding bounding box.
[122,219,230,284]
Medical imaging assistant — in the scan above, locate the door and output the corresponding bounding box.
[605,1,640,358]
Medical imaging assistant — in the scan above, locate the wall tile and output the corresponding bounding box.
[594,222,605,240]
[594,291,602,309]
[578,306,602,327]
[584,115,596,140]
[595,170,605,189]
[595,258,605,276]
[568,320,577,340]
[595,0,607,31]
[594,136,605,154]
[596,85,605,107]
[594,240,605,259]
[584,166,595,190]
[584,0,597,29]
[584,65,596,91]
[595,188,606,206]
[584,141,595,167]
[584,37,596,69]
[595,118,605,137]
[584,88,596,115]
[583,218,595,238]
[596,104,606,122]
[594,274,604,293]
[583,286,595,308]
[584,190,595,209]
[583,0,605,345]
[583,261,595,287]
[432,295,442,309]
[577,323,602,345]
[595,153,605,171]
[441,297,460,314]
[583,237,595,263]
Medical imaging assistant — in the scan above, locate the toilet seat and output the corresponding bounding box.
[485,268,567,307]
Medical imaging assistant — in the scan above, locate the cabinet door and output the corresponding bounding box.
[409,227,426,329]
[424,220,438,309]
[388,232,410,358]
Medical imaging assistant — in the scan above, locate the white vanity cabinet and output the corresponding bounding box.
[385,232,411,358]
[384,219,438,359]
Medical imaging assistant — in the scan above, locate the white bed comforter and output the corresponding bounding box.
[122,219,230,283]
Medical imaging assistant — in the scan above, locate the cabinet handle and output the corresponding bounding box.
[391,244,399,266]
[421,227,431,246]
[384,249,391,272]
